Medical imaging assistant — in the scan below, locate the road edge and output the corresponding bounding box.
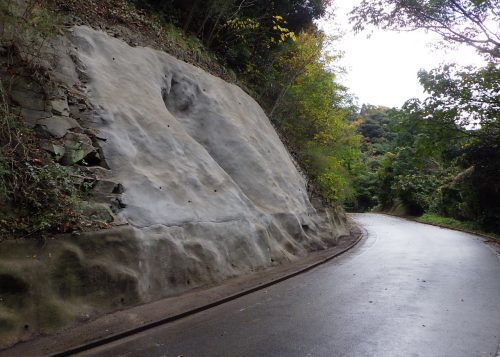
[380,212,499,242]
[55,232,363,356]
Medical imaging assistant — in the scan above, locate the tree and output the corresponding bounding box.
[349,0,500,232]
[417,63,500,131]
[351,0,500,58]
[269,31,324,117]
[273,31,361,201]
[410,64,500,230]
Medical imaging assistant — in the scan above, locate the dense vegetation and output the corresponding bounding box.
[348,0,499,234]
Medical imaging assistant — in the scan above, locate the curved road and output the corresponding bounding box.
[80,214,500,357]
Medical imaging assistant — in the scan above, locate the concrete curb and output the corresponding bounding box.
[5,231,364,357]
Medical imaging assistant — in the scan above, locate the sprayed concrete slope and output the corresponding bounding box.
[71,26,349,286]
[0,26,349,347]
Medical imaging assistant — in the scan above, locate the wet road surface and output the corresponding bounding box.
[79,214,500,357]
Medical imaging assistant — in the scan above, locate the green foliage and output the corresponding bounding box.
[317,171,351,202]
[356,105,393,145]
[351,88,500,233]
[272,31,361,202]
[417,64,499,131]
[361,106,463,216]
[303,143,354,201]
[392,171,441,215]
[0,2,83,237]
[417,213,484,235]
[162,22,216,64]
[403,63,500,232]
[345,106,395,211]
[134,0,331,90]
[346,169,378,211]
[350,0,498,231]
[351,0,499,58]
[2,162,81,235]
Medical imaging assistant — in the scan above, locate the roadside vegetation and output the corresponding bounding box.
[347,0,499,234]
[417,214,478,234]
[413,214,499,242]
[0,81,82,237]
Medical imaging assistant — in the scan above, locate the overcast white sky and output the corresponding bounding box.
[318,0,485,108]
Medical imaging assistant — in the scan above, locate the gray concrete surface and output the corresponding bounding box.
[67,26,350,298]
[78,214,500,357]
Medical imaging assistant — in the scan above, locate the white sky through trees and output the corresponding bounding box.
[318,0,486,108]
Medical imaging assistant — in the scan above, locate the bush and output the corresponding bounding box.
[303,143,354,202]
[392,172,440,215]
[346,169,379,212]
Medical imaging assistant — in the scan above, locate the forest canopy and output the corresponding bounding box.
[348,0,499,233]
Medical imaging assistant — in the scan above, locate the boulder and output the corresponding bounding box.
[69,26,350,286]
[9,89,45,111]
[62,132,96,165]
[0,26,352,347]
[41,141,66,161]
[50,98,70,116]
[37,116,80,138]
[21,108,52,128]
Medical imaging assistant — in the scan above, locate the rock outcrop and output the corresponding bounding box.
[0,26,351,347]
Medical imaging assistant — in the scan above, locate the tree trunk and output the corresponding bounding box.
[197,12,211,38]
[269,72,301,118]
[206,12,223,47]
[183,0,200,33]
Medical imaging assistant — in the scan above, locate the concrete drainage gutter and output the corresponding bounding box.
[5,230,364,357]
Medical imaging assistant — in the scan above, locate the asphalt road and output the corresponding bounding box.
[79,214,500,357]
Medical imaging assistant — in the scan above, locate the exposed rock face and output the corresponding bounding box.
[0,26,350,347]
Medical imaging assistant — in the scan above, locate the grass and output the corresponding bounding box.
[417,213,499,241]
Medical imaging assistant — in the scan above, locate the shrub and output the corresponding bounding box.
[0,80,84,238]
